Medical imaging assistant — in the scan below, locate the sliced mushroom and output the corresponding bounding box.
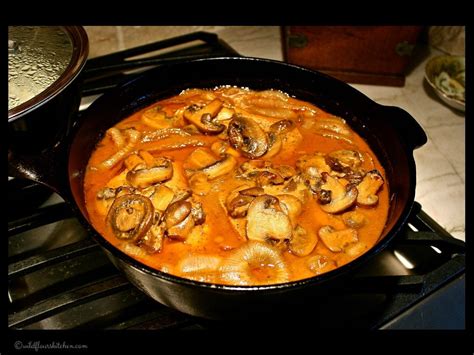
[184,99,225,134]
[275,165,297,180]
[318,225,358,252]
[344,241,368,257]
[277,194,303,226]
[201,154,237,180]
[164,200,192,229]
[106,194,154,241]
[289,224,318,257]
[239,186,265,197]
[318,173,358,214]
[166,213,195,240]
[246,195,293,245]
[227,195,255,218]
[220,241,289,285]
[226,186,262,218]
[356,170,384,206]
[97,187,116,200]
[269,119,295,134]
[261,132,282,159]
[342,210,367,229]
[326,150,363,172]
[256,170,285,187]
[126,158,173,188]
[306,255,337,275]
[228,115,268,158]
[191,202,206,225]
[296,153,331,177]
[136,224,165,254]
[164,200,195,241]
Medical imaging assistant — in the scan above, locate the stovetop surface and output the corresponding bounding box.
[7,32,466,331]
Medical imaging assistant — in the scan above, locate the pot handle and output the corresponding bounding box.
[8,142,70,199]
[382,106,428,150]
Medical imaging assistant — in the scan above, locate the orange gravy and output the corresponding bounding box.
[84,87,389,285]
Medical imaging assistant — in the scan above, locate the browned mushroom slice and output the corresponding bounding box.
[246,195,292,245]
[342,210,367,229]
[136,224,165,254]
[318,225,358,252]
[167,213,195,240]
[164,200,192,229]
[228,115,268,159]
[289,224,318,257]
[296,153,332,177]
[326,149,363,172]
[97,187,116,200]
[277,194,303,226]
[225,186,262,218]
[306,254,337,274]
[227,194,255,218]
[220,241,289,285]
[239,186,265,197]
[261,132,282,159]
[164,200,195,240]
[201,154,237,180]
[256,170,285,187]
[184,99,225,134]
[106,194,154,241]
[276,165,297,180]
[345,241,368,257]
[318,173,358,214]
[357,170,384,206]
[269,119,295,134]
[191,202,206,225]
[126,158,173,188]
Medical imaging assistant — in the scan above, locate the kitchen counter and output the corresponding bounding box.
[85,26,465,241]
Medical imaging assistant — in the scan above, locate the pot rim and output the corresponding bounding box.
[70,56,418,293]
[8,26,89,123]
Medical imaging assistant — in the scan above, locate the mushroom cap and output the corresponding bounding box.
[228,115,268,159]
[246,195,293,244]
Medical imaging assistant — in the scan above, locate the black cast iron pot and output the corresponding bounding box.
[11,57,427,320]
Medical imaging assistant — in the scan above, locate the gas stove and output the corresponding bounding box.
[7,32,465,330]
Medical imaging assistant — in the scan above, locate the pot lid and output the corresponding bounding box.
[8,26,89,121]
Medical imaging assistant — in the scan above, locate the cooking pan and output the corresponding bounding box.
[10,57,427,319]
